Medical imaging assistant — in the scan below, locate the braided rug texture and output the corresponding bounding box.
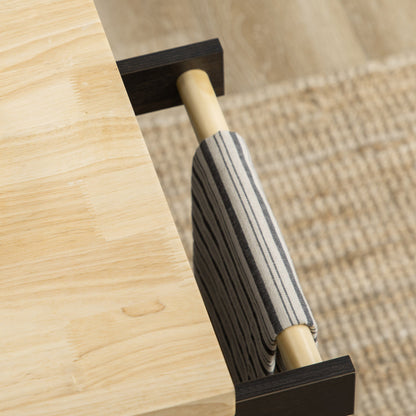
[139,54,416,415]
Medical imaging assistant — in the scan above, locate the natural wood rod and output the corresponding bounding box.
[177,69,322,371]
[276,325,322,370]
[176,69,228,143]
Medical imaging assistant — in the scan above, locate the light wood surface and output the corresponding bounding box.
[341,0,416,58]
[0,1,234,415]
[276,326,322,370]
[177,70,229,142]
[95,0,416,94]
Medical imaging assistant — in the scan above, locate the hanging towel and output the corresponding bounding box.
[192,130,317,383]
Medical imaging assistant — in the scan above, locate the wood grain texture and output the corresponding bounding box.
[341,0,416,58]
[95,0,366,93]
[95,0,416,94]
[192,0,366,91]
[0,1,234,415]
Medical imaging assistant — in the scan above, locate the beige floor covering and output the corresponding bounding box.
[139,54,416,415]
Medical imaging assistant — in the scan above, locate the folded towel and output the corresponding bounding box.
[192,130,317,383]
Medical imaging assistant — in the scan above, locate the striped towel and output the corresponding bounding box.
[192,131,317,383]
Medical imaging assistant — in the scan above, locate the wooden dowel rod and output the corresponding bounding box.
[176,69,228,143]
[177,68,322,371]
[276,325,322,370]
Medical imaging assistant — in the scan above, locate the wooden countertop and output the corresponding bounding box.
[0,0,234,414]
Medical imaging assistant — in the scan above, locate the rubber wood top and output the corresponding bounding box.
[0,1,234,415]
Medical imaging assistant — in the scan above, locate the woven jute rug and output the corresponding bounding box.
[139,54,416,415]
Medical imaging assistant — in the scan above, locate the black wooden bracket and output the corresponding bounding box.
[116,38,224,115]
[235,356,355,416]
[116,38,356,416]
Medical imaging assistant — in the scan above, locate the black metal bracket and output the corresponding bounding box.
[116,38,224,115]
[236,356,355,416]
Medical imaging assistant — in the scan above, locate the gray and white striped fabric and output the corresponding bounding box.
[192,130,317,383]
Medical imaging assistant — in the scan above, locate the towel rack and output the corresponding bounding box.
[117,38,356,416]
